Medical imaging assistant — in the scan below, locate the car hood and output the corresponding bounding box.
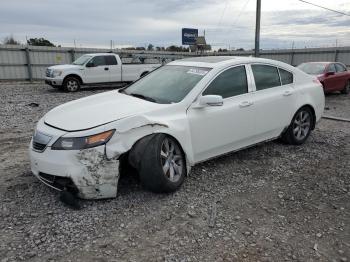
[48,64,82,70]
[44,91,163,131]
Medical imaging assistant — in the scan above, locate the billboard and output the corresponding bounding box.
[182,28,198,45]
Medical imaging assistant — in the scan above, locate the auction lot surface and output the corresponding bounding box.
[0,82,349,262]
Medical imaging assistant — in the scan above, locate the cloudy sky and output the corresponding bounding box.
[1,0,350,50]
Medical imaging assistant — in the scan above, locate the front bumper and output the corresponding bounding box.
[30,142,119,199]
[45,77,63,87]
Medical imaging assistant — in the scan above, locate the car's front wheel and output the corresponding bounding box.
[64,77,80,92]
[139,134,186,193]
[281,107,313,145]
[341,80,350,94]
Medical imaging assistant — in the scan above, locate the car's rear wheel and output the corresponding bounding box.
[341,80,350,94]
[139,134,186,193]
[64,77,80,92]
[281,107,313,145]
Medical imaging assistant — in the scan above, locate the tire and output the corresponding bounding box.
[281,107,314,145]
[140,71,149,78]
[63,77,80,92]
[340,80,350,94]
[139,134,186,193]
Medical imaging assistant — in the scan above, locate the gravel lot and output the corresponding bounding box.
[0,82,349,262]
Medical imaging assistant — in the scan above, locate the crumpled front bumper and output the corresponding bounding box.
[30,142,120,199]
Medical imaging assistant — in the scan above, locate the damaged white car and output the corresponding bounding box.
[30,56,325,199]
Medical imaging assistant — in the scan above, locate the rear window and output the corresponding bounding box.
[297,63,325,75]
[252,64,281,91]
[106,56,118,65]
[279,68,293,85]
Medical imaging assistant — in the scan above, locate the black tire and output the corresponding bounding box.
[63,77,80,92]
[341,80,350,94]
[140,71,149,78]
[139,134,186,193]
[281,107,314,145]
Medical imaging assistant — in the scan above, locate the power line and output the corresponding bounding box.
[217,0,230,28]
[297,0,350,17]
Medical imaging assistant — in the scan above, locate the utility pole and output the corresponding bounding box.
[254,0,261,57]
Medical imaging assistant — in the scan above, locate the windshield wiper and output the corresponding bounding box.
[129,93,156,103]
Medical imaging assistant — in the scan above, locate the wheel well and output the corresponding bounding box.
[299,105,316,130]
[63,74,83,84]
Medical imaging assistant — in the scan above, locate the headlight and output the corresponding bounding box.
[52,70,63,77]
[51,130,115,150]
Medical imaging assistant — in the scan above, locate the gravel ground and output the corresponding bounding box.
[0,82,349,262]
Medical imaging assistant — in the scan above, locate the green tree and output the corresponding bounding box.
[147,44,154,51]
[27,37,55,47]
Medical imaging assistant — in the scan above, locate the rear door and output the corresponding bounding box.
[187,65,256,162]
[249,64,296,141]
[84,56,110,83]
[107,55,122,82]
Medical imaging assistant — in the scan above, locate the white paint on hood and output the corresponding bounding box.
[44,91,164,131]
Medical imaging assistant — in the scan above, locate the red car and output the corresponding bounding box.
[297,62,350,94]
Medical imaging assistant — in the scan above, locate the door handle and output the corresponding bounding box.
[283,90,293,96]
[104,67,109,71]
[239,101,253,108]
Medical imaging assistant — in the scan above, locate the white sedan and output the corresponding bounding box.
[30,56,325,199]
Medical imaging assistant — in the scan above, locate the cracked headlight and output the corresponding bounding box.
[52,130,115,150]
[52,70,63,77]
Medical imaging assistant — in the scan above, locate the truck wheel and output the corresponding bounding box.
[139,134,186,193]
[64,77,80,92]
[140,71,149,78]
[341,80,350,94]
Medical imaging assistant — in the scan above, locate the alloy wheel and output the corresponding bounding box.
[293,110,311,141]
[160,138,184,183]
[67,80,79,92]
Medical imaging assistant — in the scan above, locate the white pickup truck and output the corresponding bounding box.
[45,53,161,92]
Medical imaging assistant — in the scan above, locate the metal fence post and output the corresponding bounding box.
[70,49,75,63]
[25,47,33,82]
[334,49,339,62]
[290,51,295,66]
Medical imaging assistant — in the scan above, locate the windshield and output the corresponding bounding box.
[73,55,92,65]
[297,63,326,75]
[122,65,211,104]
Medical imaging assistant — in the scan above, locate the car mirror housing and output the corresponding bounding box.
[193,95,224,108]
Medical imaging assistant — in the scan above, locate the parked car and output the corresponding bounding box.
[30,56,325,200]
[297,62,350,94]
[45,53,161,92]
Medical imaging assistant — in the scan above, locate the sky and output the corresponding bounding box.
[1,0,350,50]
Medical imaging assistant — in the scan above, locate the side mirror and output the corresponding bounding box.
[86,62,96,68]
[193,95,224,108]
[325,71,335,76]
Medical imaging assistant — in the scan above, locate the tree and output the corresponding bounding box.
[27,37,55,47]
[147,44,154,51]
[3,35,21,45]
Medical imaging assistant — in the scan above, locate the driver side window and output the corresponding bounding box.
[203,66,248,98]
[90,56,106,66]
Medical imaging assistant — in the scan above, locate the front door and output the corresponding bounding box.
[84,56,110,83]
[187,65,255,163]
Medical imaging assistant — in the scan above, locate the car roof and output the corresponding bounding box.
[85,53,115,56]
[169,56,294,70]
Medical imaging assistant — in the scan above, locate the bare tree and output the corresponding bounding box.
[3,35,21,45]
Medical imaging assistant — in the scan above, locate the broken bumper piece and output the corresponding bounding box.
[30,144,119,199]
